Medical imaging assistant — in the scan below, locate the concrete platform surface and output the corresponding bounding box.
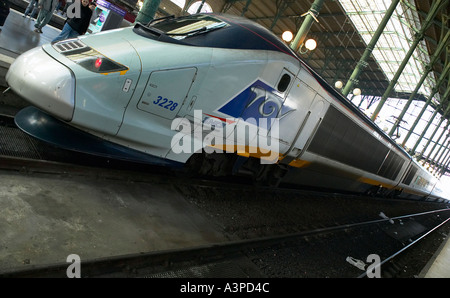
[0,9,61,57]
[0,9,61,87]
[421,233,450,278]
[0,170,226,273]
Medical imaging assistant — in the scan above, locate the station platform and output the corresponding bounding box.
[0,7,62,54]
[1,6,450,279]
[0,8,61,87]
[420,232,450,278]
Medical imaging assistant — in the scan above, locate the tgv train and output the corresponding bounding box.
[5,13,449,202]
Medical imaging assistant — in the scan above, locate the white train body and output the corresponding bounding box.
[5,13,448,202]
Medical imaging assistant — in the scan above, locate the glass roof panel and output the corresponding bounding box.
[338,0,439,104]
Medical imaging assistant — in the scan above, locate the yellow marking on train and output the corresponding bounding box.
[202,146,314,167]
[100,69,129,76]
[288,159,311,168]
[205,144,281,161]
[357,177,395,188]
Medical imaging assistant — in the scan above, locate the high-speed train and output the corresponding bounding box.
[5,13,449,202]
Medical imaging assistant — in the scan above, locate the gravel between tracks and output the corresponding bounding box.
[175,183,450,277]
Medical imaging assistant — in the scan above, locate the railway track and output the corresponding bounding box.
[0,208,449,278]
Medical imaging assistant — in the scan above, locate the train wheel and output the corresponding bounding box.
[364,185,383,197]
[185,151,237,177]
[253,164,289,187]
[184,152,205,177]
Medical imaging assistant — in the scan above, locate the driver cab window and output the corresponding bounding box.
[277,73,291,93]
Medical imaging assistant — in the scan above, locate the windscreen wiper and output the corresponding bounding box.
[147,15,175,26]
[133,22,165,37]
[168,23,227,37]
[168,26,207,36]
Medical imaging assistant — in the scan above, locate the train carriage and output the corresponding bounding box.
[5,13,448,202]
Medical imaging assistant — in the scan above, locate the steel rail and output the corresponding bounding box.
[1,208,449,278]
[357,216,450,278]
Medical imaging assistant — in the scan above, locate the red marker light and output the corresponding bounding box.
[94,58,102,69]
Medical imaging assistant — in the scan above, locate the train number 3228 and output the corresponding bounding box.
[153,96,179,111]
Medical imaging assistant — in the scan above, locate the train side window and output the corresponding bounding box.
[277,74,291,92]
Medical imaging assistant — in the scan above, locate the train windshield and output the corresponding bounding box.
[133,13,297,55]
[146,14,228,40]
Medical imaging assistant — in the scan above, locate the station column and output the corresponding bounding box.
[290,0,325,53]
[402,67,450,147]
[421,118,450,163]
[341,0,400,97]
[136,0,162,24]
[438,149,450,176]
[388,31,450,137]
[410,85,450,153]
[370,0,445,121]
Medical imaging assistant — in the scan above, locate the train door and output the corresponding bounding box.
[136,67,197,120]
[279,78,328,164]
[117,67,197,158]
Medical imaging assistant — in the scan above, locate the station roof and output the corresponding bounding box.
[163,1,443,117]
[216,0,448,114]
[152,0,448,119]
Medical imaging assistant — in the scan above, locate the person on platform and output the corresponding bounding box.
[23,0,40,19]
[55,0,65,15]
[0,0,10,32]
[33,0,58,33]
[51,0,95,42]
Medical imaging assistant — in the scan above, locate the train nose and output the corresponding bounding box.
[6,46,75,121]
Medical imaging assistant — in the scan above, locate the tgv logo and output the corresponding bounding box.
[171,110,280,164]
[217,80,295,125]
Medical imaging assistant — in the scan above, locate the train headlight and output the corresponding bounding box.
[94,58,103,69]
[52,39,129,75]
